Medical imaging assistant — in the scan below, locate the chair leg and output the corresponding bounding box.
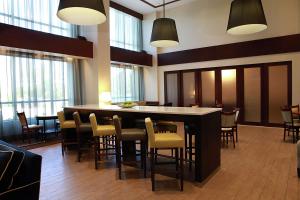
[188,133,192,171]
[283,126,286,141]
[175,148,179,172]
[184,129,188,160]
[180,148,184,191]
[116,140,122,179]
[142,141,147,178]
[232,131,235,148]
[94,136,100,169]
[150,148,155,191]
[235,127,238,143]
[155,149,158,164]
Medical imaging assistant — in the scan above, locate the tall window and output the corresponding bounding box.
[0,0,76,37]
[0,0,78,137]
[110,8,142,52]
[111,64,144,103]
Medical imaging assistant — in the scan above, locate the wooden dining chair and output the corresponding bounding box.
[221,111,237,148]
[234,108,240,143]
[16,112,43,143]
[281,107,300,143]
[291,104,300,120]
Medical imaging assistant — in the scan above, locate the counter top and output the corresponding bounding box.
[64,104,221,116]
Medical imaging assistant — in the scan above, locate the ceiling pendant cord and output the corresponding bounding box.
[163,0,166,18]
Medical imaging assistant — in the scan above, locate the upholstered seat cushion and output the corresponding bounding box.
[121,128,146,141]
[27,125,43,130]
[61,120,76,129]
[222,127,234,131]
[95,125,115,136]
[153,133,184,148]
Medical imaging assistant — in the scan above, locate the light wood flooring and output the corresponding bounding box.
[31,125,300,200]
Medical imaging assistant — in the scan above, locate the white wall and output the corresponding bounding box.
[142,0,300,104]
[80,0,111,104]
[142,12,159,101]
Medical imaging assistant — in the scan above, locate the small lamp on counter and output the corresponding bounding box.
[99,91,111,106]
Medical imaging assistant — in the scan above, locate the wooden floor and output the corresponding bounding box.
[31,125,300,200]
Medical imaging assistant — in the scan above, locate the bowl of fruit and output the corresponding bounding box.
[119,101,136,108]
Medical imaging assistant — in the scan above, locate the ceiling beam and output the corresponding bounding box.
[139,0,181,8]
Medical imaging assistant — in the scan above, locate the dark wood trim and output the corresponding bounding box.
[158,34,300,66]
[110,1,143,20]
[139,0,180,8]
[195,71,201,106]
[287,62,293,106]
[215,70,222,106]
[236,67,244,123]
[178,71,183,107]
[0,23,93,58]
[110,46,152,66]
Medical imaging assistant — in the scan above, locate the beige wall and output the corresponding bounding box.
[142,0,300,105]
[80,0,111,104]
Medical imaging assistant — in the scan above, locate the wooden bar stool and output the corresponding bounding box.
[73,112,93,162]
[89,113,116,169]
[113,115,147,179]
[57,111,77,156]
[184,124,196,170]
[145,117,184,191]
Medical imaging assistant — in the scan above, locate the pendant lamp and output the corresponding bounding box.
[57,0,106,25]
[227,0,267,35]
[150,0,179,47]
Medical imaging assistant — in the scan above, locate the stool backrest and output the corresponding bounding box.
[57,111,66,124]
[89,113,98,136]
[73,112,82,128]
[113,115,122,140]
[145,118,155,148]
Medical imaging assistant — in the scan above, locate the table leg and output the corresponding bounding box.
[43,120,46,140]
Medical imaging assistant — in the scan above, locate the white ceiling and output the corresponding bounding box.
[112,0,198,14]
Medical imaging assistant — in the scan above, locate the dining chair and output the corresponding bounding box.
[234,108,240,143]
[89,113,116,169]
[281,107,300,143]
[291,104,300,120]
[113,115,147,179]
[145,117,184,191]
[16,112,43,143]
[57,111,76,156]
[221,111,237,148]
[73,112,93,162]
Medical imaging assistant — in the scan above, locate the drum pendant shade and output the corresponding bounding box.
[227,0,267,35]
[150,18,179,48]
[57,0,106,25]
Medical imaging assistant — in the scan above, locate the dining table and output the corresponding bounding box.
[63,104,221,182]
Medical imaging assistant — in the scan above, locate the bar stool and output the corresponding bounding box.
[57,111,76,156]
[89,113,116,169]
[184,124,196,170]
[73,112,93,162]
[145,117,184,191]
[113,115,147,179]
